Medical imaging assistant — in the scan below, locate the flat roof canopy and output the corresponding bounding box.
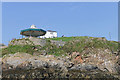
[20,28,46,37]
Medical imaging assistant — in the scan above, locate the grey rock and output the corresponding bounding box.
[9,37,46,47]
[9,38,33,46]
[29,37,46,47]
[0,43,7,49]
[50,40,66,47]
[70,64,98,71]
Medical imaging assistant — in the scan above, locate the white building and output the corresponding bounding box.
[40,30,57,38]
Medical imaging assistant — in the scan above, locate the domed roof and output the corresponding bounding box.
[20,25,46,37]
[30,24,37,29]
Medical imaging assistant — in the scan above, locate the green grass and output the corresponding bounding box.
[46,36,90,42]
[2,45,35,56]
[2,36,119,57]
[43,36,118,56]
[62,37,118,54]
[40,42,67,56]
[46,37,73,41]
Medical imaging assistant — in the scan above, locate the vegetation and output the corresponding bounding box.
[63,37,118,53]
[46,36,89,42]
[2,36,119,57]
[47,36,118,53]
[2,45,35,56]
[40,42,67,56]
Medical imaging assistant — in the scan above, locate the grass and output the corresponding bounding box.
[9,38,34,46]
[62,37,118,54]
[40,42,67,56]
[46,36,88,42]
[45,36,118,56]
[2,45,35,56]
[2,36,119,57]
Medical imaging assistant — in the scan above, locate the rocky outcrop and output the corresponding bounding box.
[2,37,120,79]
[50,40,66,47]
[9,38,33,46]
[81,49,118,74]
[0,43,7,49]
[2,53,69,71]
[2,53,120,79]
[29,37,46,47]
[9,37,47,47]
[8,37,66,47]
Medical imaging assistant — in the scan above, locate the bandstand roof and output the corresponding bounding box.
[20,25,46,37]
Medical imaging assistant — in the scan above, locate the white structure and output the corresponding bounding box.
[40,30,57,38]
[30,24,37,29]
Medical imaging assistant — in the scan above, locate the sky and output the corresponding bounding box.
[2,2,118,45]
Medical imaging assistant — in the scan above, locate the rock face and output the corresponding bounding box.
[8,37,66,47]
[2,53,68,71]
[29,37,46,47]
[50,40,65,47]
[2,53,120,79]
[9,38,33,46]
[2,37,120,79]
[116,55,120,74]
[9,37,47,47]
[0,43,7,49]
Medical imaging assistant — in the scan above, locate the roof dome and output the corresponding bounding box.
[30,24,37,29]
[20,25,46,37]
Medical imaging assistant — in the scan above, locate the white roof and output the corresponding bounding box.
[30,24,37,29]
[47,30,56,32]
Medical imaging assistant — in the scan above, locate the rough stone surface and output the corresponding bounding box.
[0,43,7,49]
[9,37,47,47]
[29,37,46,47]
[9,38,33,46]
[2,37,120,79]
[2,53,120,79]
[50,40,66,47]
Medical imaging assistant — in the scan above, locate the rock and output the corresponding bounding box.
[50,40,65,47]
[84,64,98,71]
[41,53,47,56]
[71,52,80,58]
[0,43,7,49]
[115,56,120,74]
[74,56,83,64]
[2,36,120,79]
[45,55,55,58]
[9,37,46,47]
[2,63,13,71]
[97,37,107,41]
[70,64,98,71]
[33,52,40,56]
[9,38,33,46]
[65,62,74,68]
[40,50,47,56]
[0,43,5,46]
[2,52,120,79]
[29,37,46,47]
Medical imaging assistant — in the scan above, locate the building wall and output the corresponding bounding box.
[40,31,57,38]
